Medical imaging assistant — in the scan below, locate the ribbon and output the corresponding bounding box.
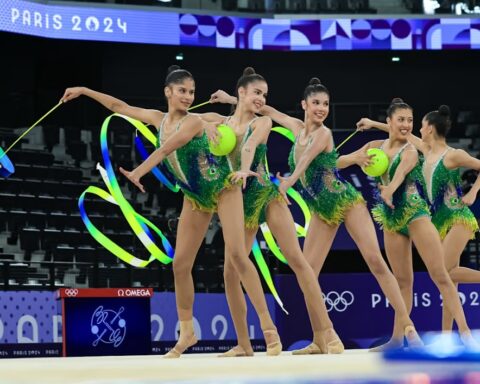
[79,114,175,267]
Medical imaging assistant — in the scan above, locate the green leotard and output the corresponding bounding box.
[371,141,430,236]
[423,148,478,240]
[226,117,281,229]
[159,114,233,212]
[288,136,364,226]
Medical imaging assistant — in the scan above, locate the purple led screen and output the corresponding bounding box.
[1,0,480,51]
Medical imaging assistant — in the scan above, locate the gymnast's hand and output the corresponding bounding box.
[355,151,374,168]
[61,87,85,103]
[462,190,476,206]
[209,90,237,105]
[276,172,291,205]
[204,122,220,145]
[119,167,145,193]
[231,170,263,189]
[356,118,375,132]
[378,184,394,209]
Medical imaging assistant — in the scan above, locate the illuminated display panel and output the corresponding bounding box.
[1,0,480,51]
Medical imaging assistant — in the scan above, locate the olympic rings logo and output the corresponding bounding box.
[323,291,354,312]
[64,289,79,297]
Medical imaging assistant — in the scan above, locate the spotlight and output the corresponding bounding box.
[423,0,440,14]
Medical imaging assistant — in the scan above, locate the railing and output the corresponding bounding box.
[0,258,228,293]
[0,260,169,291]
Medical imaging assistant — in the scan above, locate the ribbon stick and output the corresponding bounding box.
[1,102,63,158]
[187,100,210,111]
[0,101,63,178]
[335,130,359,151]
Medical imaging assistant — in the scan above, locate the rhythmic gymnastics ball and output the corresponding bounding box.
[362,148,389,177]
[209,124,237,156]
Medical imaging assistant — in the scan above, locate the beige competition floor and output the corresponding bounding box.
[1,349,480,384]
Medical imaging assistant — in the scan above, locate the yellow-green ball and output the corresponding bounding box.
[209,124,237,156]
[362,148,389,177]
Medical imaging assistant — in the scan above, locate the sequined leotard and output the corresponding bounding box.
[423,148,478,240]
[371,141,430,236]
[226,117,281,229]
[288,133,364,226]
[159,114,233,212]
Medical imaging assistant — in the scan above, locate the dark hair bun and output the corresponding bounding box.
[167,65,181,75]
[391,97,404,104]
[438,105,451,117]
[243,67,256,76]
[309,77,322,86]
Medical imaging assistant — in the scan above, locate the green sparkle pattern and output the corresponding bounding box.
[228,126,281,229]
[372,147,430,236]
[288,146,364,226]
[425,157,478,239]
[159,118,233,212]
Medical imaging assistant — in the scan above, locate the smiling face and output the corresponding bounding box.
[238,80,268,114]
[302,91,330,126]
[387,107,413,141]
[164,78,195,112]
